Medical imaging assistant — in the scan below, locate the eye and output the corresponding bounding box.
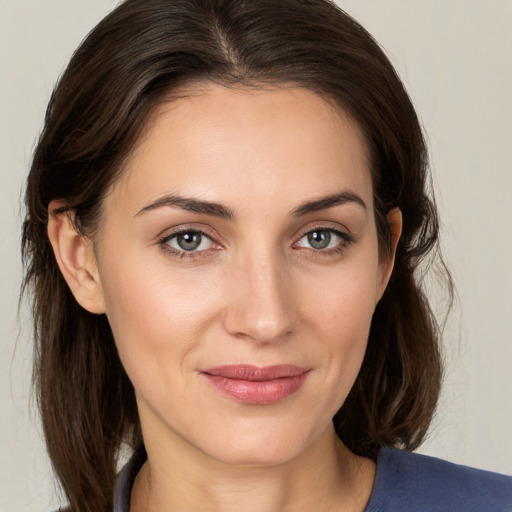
[296,228,348,251]
[164,230,213,252]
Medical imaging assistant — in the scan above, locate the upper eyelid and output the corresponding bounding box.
[295,223,353,240]
[295,227,352,245]
[162,229,212,242]
[158,225,218,244]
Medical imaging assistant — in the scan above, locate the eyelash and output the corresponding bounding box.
[157,226,354,261]
[293,226,354,258]
[157,228,219,260]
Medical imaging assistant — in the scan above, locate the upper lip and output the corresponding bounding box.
[202,364,309,381]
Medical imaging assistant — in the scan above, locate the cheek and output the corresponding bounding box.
[98,252,221,387]
[321,283,374,375]
[302,255,378,338]
[299,255,379,385]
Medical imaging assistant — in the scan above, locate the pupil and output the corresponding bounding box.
[308,230,330,249]
[177,232,201,251]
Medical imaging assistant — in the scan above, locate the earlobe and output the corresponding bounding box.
[375,207,402,303]
[47,200,106,314]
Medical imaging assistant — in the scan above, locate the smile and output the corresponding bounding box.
[201,364,311,405]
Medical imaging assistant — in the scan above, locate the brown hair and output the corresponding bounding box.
[22,0,450,510]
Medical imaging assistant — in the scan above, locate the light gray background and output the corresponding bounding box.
[1,1,511,510]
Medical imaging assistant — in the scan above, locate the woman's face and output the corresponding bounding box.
[93,85,394,465]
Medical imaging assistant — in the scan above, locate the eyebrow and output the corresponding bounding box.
[135,194,235,219]
[290,191,367,217]
[135,190,366,219]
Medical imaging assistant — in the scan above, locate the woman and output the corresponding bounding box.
[21,0,511,511]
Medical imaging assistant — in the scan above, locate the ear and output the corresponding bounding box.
[47,200,106,314]
[375,207,402,304]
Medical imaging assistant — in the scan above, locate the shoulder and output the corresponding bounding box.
[365,447,512,512]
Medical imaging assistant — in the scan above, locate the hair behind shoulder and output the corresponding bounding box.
[22,0,451,510]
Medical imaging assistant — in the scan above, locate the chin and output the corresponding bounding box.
[209,445,302,468]
[198,422,321,468]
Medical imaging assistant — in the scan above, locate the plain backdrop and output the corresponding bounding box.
[1,1,511,510]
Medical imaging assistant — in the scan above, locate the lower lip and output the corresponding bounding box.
[202,372,310,405]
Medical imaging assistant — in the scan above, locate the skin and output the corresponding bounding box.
[48,85,401,512]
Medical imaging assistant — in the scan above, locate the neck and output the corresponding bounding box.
[131,425,375,512]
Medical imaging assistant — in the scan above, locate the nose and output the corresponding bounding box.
[222,252,296,344]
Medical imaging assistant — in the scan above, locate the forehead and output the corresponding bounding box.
[106,84,373,216]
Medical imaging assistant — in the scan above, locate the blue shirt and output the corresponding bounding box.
[114,446,512,511]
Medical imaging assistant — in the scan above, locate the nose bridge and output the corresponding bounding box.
[224,247,294,343]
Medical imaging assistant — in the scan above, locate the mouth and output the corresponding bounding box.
[201,364,311,405]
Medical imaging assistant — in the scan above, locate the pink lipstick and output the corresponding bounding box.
[201,364,310,405]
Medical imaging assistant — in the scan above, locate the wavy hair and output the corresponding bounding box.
[22,1,450,510]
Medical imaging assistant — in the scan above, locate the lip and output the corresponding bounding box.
[201,364,310,405]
